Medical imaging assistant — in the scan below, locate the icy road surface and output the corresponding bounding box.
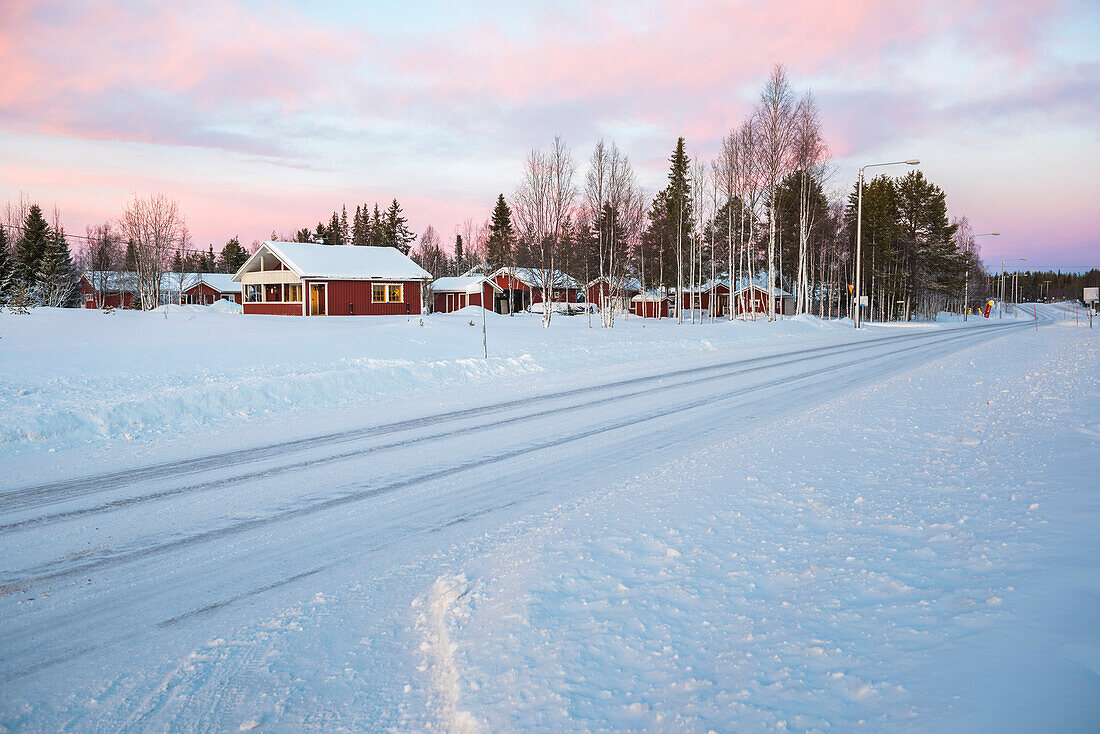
[1,305,1096,731]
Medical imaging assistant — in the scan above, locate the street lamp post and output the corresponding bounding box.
[854,158,920,329]
[964,232,999,322]
[1000,257,1027,318]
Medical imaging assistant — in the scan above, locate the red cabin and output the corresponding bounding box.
[80,271,138,309]
[585,276,641,314]
[181,273,242,305]
[233,241,432,316]
[631,293,669,318]
[733,284,795,316]
[485,267,582,314]
[430,276,502,313]
[676,280,730,316]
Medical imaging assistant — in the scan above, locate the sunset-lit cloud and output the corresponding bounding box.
[1,0,1097,264]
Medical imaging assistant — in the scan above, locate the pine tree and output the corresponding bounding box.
[352,205,369,246]
[204,245,217,272]
[486,194,514,271]
[35,226,77,307]
[15,204,51,285]
[125,240,138,270]
[454,234,465,275]
[219,237,248,272]
[369,205,384,247]
[170,249,185,272]
[340,205,350,245]
[328,212,344,246]
[385,199,415,253]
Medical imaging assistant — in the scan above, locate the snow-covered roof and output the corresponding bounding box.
[489,266,582,290]
[430,276,502,294]
[186,273,242,294]
[631,292,667,302]
[586,275,642,292]
[233,242,432,282]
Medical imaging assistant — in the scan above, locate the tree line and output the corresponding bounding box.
[402,64,985,327]
[4,63,1073,319]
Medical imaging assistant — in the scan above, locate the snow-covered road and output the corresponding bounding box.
[1,307,1095,731]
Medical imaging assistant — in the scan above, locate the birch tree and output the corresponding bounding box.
[119,194,188,309]
[513,136,576,328]
[756,64,797,320]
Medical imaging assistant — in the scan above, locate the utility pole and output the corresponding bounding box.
[854,158,920,329]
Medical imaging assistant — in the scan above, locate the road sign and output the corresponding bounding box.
[1084,286,1099,303]
[859,295,868,307]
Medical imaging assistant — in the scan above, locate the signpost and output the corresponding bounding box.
[1085,287,1098,329]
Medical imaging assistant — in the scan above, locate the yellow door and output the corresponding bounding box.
[310,284,325,315]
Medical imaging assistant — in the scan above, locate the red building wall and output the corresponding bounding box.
[324,280,423,316]
[184,283,243,304]
[80,278,135,309]
[434,283,496,312]
[632,299,668,318]
[243,302,303,316]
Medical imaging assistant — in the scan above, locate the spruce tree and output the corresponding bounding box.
[218,237,248,272]
[125,240,138,271]
[486,194,514,271]
[385,199,415,253]
[454,234,465,275]
[352,205,369,246]
[170,249,185,272]
[15,204,51,285]
[35,226,77,307]
[328,212,344,246]
[369,204,384,247]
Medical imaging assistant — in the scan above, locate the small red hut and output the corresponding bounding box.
[430,276,502,313]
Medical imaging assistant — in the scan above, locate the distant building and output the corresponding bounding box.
[585,276,642,313]
[429,276,502,313]
[477,266,583,314]
[181,273,242,305]
[232,241,432,316]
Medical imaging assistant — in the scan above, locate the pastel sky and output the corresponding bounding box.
[2,0,1098,269]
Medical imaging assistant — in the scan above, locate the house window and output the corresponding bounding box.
[285,284,302,302]
[264,284,281,302]
[246,284,262,302]
[373,283,403,303]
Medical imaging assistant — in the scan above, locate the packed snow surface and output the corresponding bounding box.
[0,302,1096,732]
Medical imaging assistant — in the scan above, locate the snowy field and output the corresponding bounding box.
[0,303,1097,731]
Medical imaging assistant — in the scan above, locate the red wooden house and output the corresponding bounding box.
[80,271,138,309]
[631,293,669,318]
[181,273,242,305]
[429,276,502,313]
[733,284,795,316]
[585,276,641,314]
[483,267,582,314]
[233,241,432,316]
[675,279,730,316]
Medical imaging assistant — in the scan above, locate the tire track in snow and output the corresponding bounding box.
[0,322,1022,523]
[2,323,1023,593]
[0,322,1020,514]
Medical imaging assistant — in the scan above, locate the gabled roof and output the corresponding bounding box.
[233,241,432,282]
[430,276,503,294]
[186,272,242,294]
[585,275,642,292]
[488,266,582,290]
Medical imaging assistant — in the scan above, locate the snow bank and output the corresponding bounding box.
[0,306,993,454]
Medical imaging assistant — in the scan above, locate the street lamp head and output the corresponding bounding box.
[992,232,1000,236]
[906,159,920,165]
